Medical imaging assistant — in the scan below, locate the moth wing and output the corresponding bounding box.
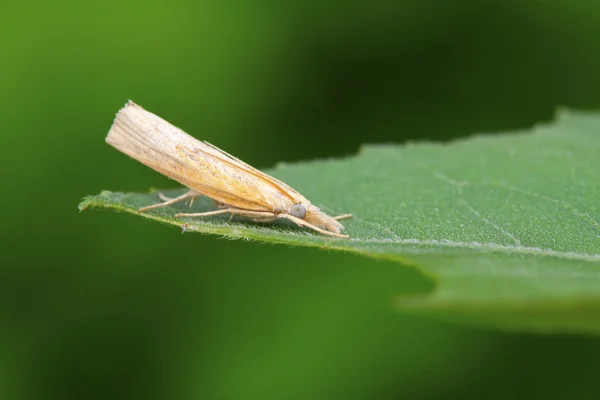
[107,101,292,212]
[200,140,307,202]
[173,141,296,211]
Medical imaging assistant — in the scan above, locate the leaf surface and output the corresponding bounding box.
[80,110,600,334]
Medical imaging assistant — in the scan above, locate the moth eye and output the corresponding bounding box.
[290,204,307,219]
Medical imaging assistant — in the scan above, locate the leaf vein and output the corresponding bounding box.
[498,182,599,228]
[430,171,522,246]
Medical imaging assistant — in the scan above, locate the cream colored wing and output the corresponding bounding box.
[106,101,295,212]
[200,140,308,203]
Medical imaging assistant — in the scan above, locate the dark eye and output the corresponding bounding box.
[290,204,307,218]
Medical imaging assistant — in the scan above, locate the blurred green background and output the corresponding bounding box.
[2,0,600,398]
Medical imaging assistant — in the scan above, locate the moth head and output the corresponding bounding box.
[289,203,344,234]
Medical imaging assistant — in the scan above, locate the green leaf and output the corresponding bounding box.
[80,109,600,335]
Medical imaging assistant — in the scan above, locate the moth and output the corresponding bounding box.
[106,101,352,238]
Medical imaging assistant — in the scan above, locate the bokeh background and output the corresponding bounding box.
[2,1,600,398]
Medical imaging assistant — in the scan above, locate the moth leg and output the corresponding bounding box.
[228,209,277,219]
[186,196,195,208]
[283,215,350,239]
[175,209,231,218]
[333,214,353,221]
[232,210,278,222]
[176,208,276,220]
[157,193,176,202]
[157,191,201,202]
[157,191,202,208]
[139,190,199,213]
[176,208,348,238]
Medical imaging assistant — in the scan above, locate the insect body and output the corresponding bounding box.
[106,101,352,238]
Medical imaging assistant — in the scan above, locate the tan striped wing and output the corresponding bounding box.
[106,101,308,213]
